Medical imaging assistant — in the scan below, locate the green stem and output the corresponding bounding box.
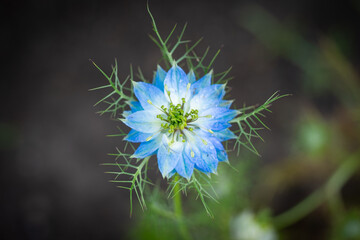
[273,152,360,229]
[173,175,191,240]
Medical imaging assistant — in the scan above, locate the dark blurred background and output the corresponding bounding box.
[2,0,360,239]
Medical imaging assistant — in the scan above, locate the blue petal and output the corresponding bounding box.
[196,129,228,162]
[206,121,231,131]
[184,134,218,173]
[219,100,233,109]
[166,169,177,179]
[213,129,237,141]
[190,84,226,111]
[163,65,189,105]
[190,71,212,96]
[207,135,228,162]
[216,147,228,162]
[195,141,218,173]
[152,65,167,91]
[128,100,143,112]
[133,81,168,111]
[124,129,159,143]
[195,107,239,131]
[132,134,162,158]
[202,107,239,122]
[157,136,184,177]
[187,70,196,83]
[193,118,231,131]
[122,110,162,133]
[175,152,194,180]
[206,135,222,149]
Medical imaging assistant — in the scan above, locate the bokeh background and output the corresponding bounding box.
[2,0,360,239]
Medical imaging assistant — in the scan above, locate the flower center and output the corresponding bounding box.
[157,98,198,134]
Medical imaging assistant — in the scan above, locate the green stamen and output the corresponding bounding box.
[156,100,198,139]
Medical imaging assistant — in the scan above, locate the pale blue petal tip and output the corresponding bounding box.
[153,65,166,91]
[128,100,143,112]
[187,70,196,83]
[166,169,177,179]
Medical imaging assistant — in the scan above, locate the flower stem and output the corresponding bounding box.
[173,175,191,240]
[273,152,360,229]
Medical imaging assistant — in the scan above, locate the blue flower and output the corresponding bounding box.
[122,65,239,180]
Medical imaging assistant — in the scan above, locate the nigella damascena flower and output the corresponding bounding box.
[122,65,239,180]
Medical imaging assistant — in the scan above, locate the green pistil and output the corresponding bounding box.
[156,101,199,136]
